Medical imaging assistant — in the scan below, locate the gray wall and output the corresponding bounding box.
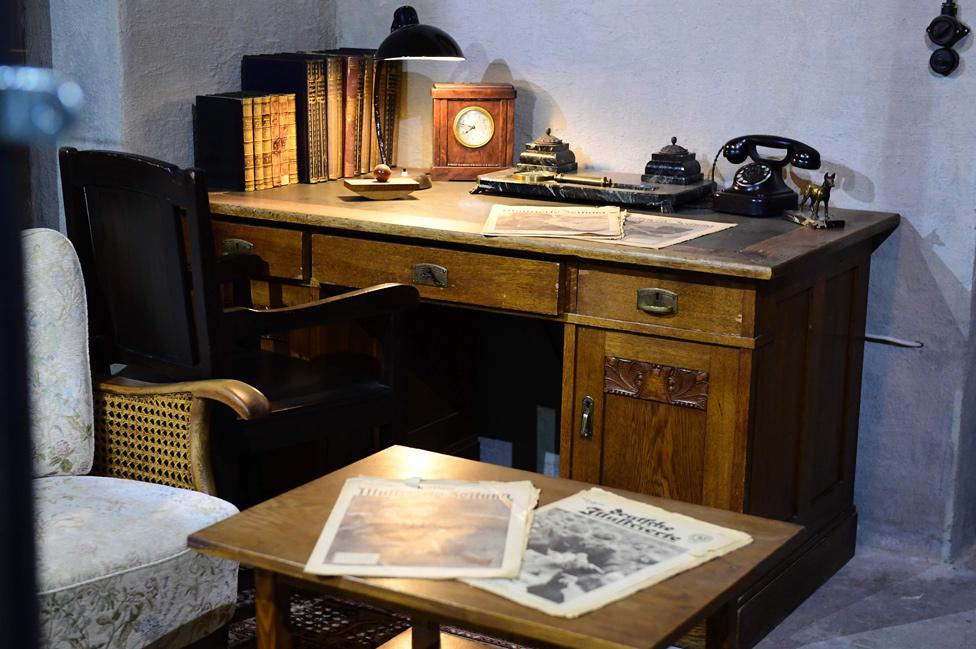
[337,0,976,560]
[30,0,339,228]
[33,0,975,559]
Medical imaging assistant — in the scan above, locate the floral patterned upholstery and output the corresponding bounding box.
[35,477,238,649]
[23,228,94,477]
[23,229,239,648]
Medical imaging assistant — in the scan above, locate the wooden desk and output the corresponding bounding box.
[190,446,802,649]
[207,181,898,646]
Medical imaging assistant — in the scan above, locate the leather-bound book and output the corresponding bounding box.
[342,54,363,178]
[358,53,375,174]
[257,95,272,189]
[269,94,282,186]
[325,54,343,180]
[242,96,255,191]
[282,93,298,185]
[193,91,267,192]
[252,95,265,190]
[242,54,317,183]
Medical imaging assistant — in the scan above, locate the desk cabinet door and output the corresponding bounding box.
[562,326,749,512]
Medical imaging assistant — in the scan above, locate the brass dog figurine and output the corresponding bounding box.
[798,172,836,219]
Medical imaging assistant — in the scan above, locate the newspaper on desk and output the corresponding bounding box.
[464,488,753,618]
[590,212,737,249]
[304,477,540,578]
[482,204,625,238]
[482,204,734,249]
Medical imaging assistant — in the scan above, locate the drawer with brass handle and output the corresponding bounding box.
[211,221,304,279]
[576,266,753,336]
[311,234,562,315]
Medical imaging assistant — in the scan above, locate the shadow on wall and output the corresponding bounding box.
[478,59,566,164]
[789,159,876,205]
[856,218,974,559]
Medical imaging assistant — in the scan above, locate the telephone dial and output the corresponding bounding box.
[712,135,821,217]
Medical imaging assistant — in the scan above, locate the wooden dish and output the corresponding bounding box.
[343,177,421,200]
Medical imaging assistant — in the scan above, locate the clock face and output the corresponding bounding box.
[452,106,495,149]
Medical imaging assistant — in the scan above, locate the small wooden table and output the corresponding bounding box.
[189,446,801,649]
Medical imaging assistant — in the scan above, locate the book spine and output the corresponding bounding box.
[242,96,255,192]
[283,93,297,185]
[342,54,361,178]
[270,94,282,187]
[358,54,372,174]
[315,59,328,183]
[306,64,319,182]
[252,96,266,190]
[325,56,343,180]
[260,95,273,189]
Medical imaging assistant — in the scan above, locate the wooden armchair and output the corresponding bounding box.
[58,147,419,507]
[25,228,244,649]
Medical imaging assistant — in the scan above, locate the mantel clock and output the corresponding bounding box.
[431,82,516,181]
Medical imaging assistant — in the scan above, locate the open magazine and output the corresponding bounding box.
[464,488,753,617]
[304,477,540,578]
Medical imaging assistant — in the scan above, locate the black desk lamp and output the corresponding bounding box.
[373,5,464,168]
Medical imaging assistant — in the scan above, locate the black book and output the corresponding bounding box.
[242,53,319,183]
[193,91,264,192]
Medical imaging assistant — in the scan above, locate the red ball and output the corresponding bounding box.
[372,164,392,182]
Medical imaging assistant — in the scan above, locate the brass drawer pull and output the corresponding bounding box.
[637,287,678,315]
[220,238,255,255]
[411,263,449,288]
[579,395,595,439]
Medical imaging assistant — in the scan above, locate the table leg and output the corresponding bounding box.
[254,569,293,649]
[705,601,738,649]
[411,616,441,649]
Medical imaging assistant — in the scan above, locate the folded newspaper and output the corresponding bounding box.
[305,477,540,578]
[482,205,624,238]
[464,488,753,617]
[582,212,736,249]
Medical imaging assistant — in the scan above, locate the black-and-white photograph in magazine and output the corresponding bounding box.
[466,488,752,617]
[518,507,684,605]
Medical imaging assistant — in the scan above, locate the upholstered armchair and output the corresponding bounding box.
[25,228,266,648]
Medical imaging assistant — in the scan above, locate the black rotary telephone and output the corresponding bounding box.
[712,135,821,217]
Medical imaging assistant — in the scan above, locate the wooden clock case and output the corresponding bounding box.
[431,83,516,181]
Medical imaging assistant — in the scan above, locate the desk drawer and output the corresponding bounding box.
[311,235,561,315]
[576,266,752,336]
[211,221,303,279]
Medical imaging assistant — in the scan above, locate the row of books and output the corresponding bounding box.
[195,92,298,192]
[193,48,402,191]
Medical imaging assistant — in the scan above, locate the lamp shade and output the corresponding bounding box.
[375,6,464,61]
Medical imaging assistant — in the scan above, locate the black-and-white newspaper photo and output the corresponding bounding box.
[304,477,539,578]
[465,488,752,617]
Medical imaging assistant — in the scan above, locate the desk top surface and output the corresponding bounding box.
[209,180,899,281]
[190,446,801,649]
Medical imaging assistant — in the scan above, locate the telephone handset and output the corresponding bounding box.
[712,135,821,217]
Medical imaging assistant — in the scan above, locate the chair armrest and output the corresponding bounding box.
[222,282,419,337]
[98,376,271,420]
[92,377,271,495]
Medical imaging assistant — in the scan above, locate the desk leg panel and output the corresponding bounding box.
[255,569,294,649]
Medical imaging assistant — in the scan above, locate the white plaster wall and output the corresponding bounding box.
[33,0,338,229]
[338,0,976,558]
[118,0,338,166]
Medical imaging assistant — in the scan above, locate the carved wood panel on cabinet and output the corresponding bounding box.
[562,327,749,512]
